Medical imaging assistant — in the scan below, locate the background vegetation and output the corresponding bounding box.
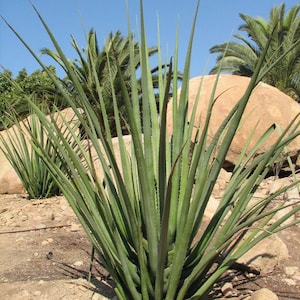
[2,3,299,133]
[1,30,162,136]
[0,66,67,129]
[209,3,300,101]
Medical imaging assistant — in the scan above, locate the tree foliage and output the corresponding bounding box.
[0,66,67,129]
[42,30,160,136]
[1,30,166,135]
[209,3,300,101]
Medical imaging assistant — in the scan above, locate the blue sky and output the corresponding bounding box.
[0,0,298,78]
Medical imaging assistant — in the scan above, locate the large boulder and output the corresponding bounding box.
[0,108,81,194]
[167,75,300,169]
[84,135,133,183]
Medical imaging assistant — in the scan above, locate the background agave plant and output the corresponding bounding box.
[3,0,300,298]
[0,105,82,199]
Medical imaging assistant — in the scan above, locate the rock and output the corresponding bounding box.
[92,294,103,300]
[285,266,299,276]
[204,196,220,220]
[268,177,291,194]
[85,135,133,182]
[284,266,300,281]
[250,288,278,300]
[73,261,84,267]
[33,290,42,296]
[167,75,300,170]
[0,108,82,194]
[238,234,289,275]
[266,178,300,225]
[0,160,24,194]
[287,186,300,201]
[221,282,234,297]
[70,223,81,232]
[282,278,297,286]
[213,168,231,196]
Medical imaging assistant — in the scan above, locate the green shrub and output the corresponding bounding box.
[3,0,300,298]
[0,108,81,199]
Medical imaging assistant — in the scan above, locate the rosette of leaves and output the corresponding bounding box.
[3,0,300,298]
[0,105,82,199]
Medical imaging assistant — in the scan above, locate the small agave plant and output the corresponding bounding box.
[0,105,82,199]
[3,0,300,298]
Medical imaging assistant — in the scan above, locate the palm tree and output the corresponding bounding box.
[42,30,160,135]
[209,3,300,101]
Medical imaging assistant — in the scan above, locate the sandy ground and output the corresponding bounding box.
[0,192,300,299]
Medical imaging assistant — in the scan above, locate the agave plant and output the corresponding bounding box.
[0,104,82,199]
[3,0,300,298]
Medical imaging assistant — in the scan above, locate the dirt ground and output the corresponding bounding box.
[0,193,300,300]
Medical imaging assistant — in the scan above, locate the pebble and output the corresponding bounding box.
[70,223,81,232]
[20,215,28,222]
[250,288,278,300]
[282,278,296,286]
[33,290,42,296]
[0,208,8,214]
[41,240,49,246]
[22,289,30,297]
[73,261,84,267]
[293,274,300,281]
[92,294,115,300]
[78,284,88,291]
[221,282,234,297]
[285,266,299,276]
[16,237,25,242]
[6,212,14,220]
